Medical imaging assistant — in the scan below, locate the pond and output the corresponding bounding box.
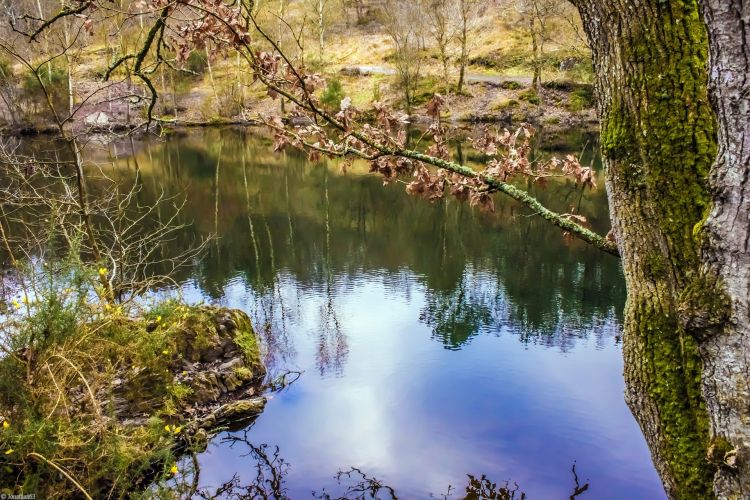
[102,127,664,498]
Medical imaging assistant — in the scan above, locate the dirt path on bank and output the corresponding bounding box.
[342,65,534,87]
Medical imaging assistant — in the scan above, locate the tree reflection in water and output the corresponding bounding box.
[313,467,398,499]
[92,129,622,367]
[195,427,290,499]
[192,428,589,500]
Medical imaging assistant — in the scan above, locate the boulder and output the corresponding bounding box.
[84,111,111,128]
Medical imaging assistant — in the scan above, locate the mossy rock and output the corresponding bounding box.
[491,98,519,111]
[499,80,523,90]
[0,304,266,498]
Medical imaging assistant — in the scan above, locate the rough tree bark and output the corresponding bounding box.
[572,0,719,497]
[695,2,750,498]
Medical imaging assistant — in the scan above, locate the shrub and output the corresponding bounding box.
[0,258,254,498]
[0,57,12,81]
[0,253,199,496]
[21,64,68,114]
[320,79,345,111]
[216,82,245,118]
[372,81,382,102]
[499,80,522,90]
[185,50,208,75]
[491,98,519,111]
[543,80,575,91]
[567,87,595,111]
[518,88,541,105]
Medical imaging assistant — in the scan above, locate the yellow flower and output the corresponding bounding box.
[21,296,28,305]
[164,425,171,432]
[169,464,178,475]
[2,420,9,429]
[4,449,13,455]
[10,299,19,309]
[162,349,169,355]
[156,315,162,323]
[173,426,182,435]
[98,267,108,276]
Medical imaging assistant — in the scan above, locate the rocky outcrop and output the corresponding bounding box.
[105,307,267,429]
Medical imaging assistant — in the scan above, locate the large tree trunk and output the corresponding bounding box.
[572,0,719,497]
[696,2,750,497]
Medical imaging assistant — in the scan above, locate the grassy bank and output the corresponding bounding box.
[0,260,265,498]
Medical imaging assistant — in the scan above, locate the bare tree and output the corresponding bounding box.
[348,0,366,24]
[307,0,336,61]
[381,0,424,112]
[425,0,453,82]
[517,0,562,89]
[0,59,22,126]
[0,142,204,304]
[455,0,480,94]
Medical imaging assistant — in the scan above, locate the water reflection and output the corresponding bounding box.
[84,128,662,497]
[96,128,624,356]
[195,426,589,500]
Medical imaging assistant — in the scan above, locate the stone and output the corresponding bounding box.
[202,346,223,362]
[223,373,242,392]
[84,111,111,128]
[219,357,243,372]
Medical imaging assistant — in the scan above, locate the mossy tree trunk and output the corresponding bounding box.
[696,2,750,497]
[571,0,719,497]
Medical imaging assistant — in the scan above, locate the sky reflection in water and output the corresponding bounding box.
[107,129,664,498]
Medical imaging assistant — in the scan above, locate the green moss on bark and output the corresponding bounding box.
[678,272,732,335]
[594,0,719,497]
[632,301,715,499]
[600,0,715,275]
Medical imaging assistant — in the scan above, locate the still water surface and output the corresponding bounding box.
[106,128,664,498]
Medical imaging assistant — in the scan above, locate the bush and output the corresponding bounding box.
[491,98,519,111]
[518,88,541,105]
[543,80,576,91]
[0,255,258,497]
[21,64,68,115]
[567,87,595,111]
[372,82,382,102]
[216,82,245,118]
[185,51,208,75]
[470,54,502,70]
[499,80,522,90]
[320,79,345,111]
[0,57,12,82]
